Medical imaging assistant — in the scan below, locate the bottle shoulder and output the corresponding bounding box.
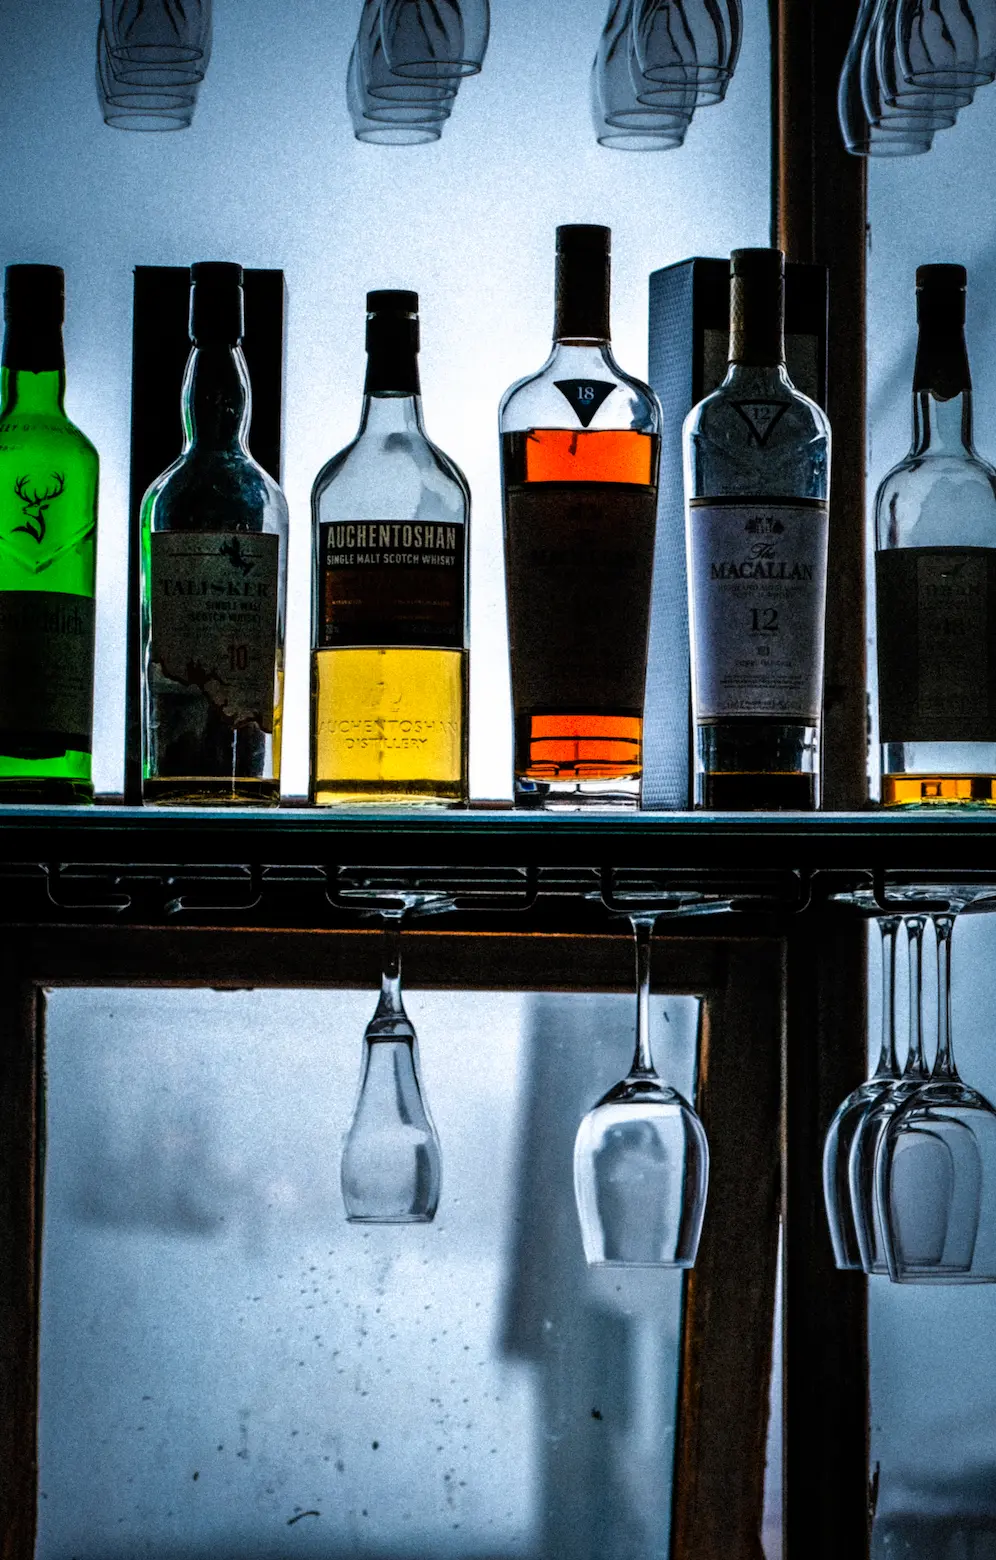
[143,444,288,533]
[311,422,469,524]
[684,370,830,500]
[499,343,660,435]
[875,445,996,548]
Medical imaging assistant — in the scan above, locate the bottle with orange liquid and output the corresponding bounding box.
[500,225,661,807]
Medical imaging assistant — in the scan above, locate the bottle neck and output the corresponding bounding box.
[181,342,252,451]
[1,317,66,414]
[912,323,973,455]
[554,255,610,343]
[364,335,420,398]
[729,272,784,368]
[357,388,426,437]
[0,365,65,416]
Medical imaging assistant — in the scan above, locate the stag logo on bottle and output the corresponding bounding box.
[11,471,64,544]
[553,379,615,429]
[731,402,787,446]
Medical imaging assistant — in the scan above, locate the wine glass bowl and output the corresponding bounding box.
[574,1073,708,1265]
[572,912,709,1268]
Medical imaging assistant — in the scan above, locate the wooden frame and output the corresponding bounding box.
[0,925,782,1560]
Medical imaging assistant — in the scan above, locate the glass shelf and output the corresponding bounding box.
[1,803,996,927]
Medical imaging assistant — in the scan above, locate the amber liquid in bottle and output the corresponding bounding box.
[503,427,660,788]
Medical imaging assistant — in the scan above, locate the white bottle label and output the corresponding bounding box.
[687,498,829,722]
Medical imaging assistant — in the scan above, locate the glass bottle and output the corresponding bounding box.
[684,247,831,809]
[875,263,996,804]
[500,224,661,808]
[140,261,288,805]
[310,290,469,806]
[0,264,98,802]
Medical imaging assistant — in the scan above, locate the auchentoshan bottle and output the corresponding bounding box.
[141,262,288,805]
[683,247,831,809]
[0,264,98,802]
[310,290,469,805]
[876,264,996,805]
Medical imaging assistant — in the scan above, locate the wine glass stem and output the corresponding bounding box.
[630,914,658,1077]
[874,916,900,1077]
[933,912,957,1081]
[904,914,926,1077]
[377,918,406,1018]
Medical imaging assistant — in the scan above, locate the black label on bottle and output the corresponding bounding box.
[317,520,465,649]
[0,590,94,755]
[150,532,280,732]
[504,481,657,712]
[876,546,996,742]
[553,380,615,428]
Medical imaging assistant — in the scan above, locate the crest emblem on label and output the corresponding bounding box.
[553,379,615,429]
[731,401,787,446]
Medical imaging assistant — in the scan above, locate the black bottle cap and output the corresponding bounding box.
[365,289,420,395]
[729,248,785,366]
[189,261,244,346]
[4,264,65,323]
[555,224,611,341]
[3,264,65,371]
[914,263,969,397]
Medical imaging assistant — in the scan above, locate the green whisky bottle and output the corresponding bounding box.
[0,265,98,802]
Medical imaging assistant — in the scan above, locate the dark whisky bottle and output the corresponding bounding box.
[141,262,288,805]
[500,224,661,808]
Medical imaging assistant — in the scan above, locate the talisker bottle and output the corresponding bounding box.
[141,262,288,805]
[500,225,661,808]
[0,264,98,802]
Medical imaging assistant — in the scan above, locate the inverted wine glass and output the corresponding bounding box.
[593,0,694,143]
[823,912,902,1270]
[848,913,929,1273]
[381,0,490,79]
[340,891,449,1223]
[573,912,709,1267]
[876,907,996,1282]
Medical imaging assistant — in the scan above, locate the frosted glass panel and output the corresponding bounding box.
[0,0,770,798]
[39,985,700,1559]
[864,913,996,1553]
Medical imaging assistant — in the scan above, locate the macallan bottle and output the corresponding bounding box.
[310,290,469,805]
[684,248,831,809]
[141,262,288,805]
[876,264,996,805]
[0,265,98,802]
[500,224,661,808]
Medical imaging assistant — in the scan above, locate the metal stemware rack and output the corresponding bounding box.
[6,802,996,926]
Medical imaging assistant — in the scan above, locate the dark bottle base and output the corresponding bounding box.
[0,777,93,804]
[699,771,816,810]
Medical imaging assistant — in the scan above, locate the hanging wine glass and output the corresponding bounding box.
[896,0,996,89]
[573,911,709,1267]
[632,0,742,106]
[876,906,996,1282]
[863,0,960,131]
[839,0,935,153]
[822,913,902,1270]
[591,0,694,150]
[381,0,490,79]
[340,891,451,1223]
[848,913,929,1274]
[876,0,975,118]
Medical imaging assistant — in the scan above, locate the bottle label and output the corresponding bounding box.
[504,481,657,712]
[149,531,279,731]
[877,546,996,741]
[687,497,829,722]
[553,379,615,428]
[317,520,465,649]
[0,590,93,755]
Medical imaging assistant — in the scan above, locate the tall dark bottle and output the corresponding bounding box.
[684,248,831,809]
[875,264,996,804]
[0,265,98,802]
[140,262,288,805]
[500,225,661,808]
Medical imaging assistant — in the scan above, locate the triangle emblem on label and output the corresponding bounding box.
[554,378,616,428]
[732,401,788,446]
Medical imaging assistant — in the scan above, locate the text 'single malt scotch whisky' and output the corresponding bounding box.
[876,264,996,805]
[310,291,469,806]
[0,265,98,802]
[683,248,831,810]
[500,224,661,807]
[141,262,288,805]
